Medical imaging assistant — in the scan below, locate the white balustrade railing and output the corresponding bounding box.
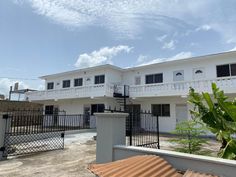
[26,77,236,100]
[129,77,236,97]
[26,83,114,101]
[113,85,124,94]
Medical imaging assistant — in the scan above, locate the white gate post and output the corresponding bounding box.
[0,113,7,160]
[95,112,128,163]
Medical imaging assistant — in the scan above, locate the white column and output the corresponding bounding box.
[0,113,7,160]
[95,112,128,163]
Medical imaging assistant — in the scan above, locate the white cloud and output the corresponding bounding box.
[190,42,198,47]
[137,55,149,63]
[36,80,45,91]
[0,78,29,97]
[156,34,168,42]
[162,40,176,50]
[74,45,132,68]
[227,38,235,44]
[228,46,236,52]
[195,25,211,31]
[20,0,160,38]
[15,1,236,42]
[0,78,44,100]
[138,52,193,66]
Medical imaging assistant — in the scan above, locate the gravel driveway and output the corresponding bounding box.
[0,131,96,177]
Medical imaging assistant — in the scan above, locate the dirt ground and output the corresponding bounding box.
[0,131,221,177]
[0,132,97,177]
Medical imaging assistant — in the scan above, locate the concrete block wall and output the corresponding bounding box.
[0,100,43,112]
[0,113,6,160]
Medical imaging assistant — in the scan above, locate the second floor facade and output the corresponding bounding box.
[26,51,236,101]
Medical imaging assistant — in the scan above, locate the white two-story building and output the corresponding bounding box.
[26,51,236,132]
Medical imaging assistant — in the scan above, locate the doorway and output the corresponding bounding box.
[84,105,91,127]
[126,104,141,127]
[175,104,188,123]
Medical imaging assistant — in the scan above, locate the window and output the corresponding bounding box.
[217,64,230,77]
[135,76,141,85]
[63,80,71,88]
[91,104,105,115]
[74,78,83,87]
[45,105,54,115]
[216,64,236,77]
[173,70,184,81]
[152,104,170,117]
[231,64,236,76]
[145,73,163,84]
[176,72,182,76]
[94,75,105,84]
[193,67,205,80]
[47,82,54,90]
[195,70,203,74]
[162,104,170,116]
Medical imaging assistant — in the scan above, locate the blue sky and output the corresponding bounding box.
[1,0,236,96]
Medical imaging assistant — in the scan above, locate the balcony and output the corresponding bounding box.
[26,84,114,101]
[26,77,236,101]
[129,77,236,98]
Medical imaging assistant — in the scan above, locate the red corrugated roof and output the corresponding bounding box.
[88,155,182,177]
[88,155,219,177]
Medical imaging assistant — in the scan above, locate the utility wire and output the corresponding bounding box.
[0,77,40,81]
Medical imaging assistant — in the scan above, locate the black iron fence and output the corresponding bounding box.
[4,110,95,135]
[105,108,160,149]
[127,111,160,149]
[2,112,65,157]
[2,110,96,157]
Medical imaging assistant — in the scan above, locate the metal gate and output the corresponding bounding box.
[2,111,65,157]
[127,111,160,149]
[105,108,160,149]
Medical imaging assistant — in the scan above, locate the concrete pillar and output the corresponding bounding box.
[0,113,6,160]
[95,112,128,163]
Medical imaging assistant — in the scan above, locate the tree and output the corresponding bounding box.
[170,120,210,155]
[188,83,236,160]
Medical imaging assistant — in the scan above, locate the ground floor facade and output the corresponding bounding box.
[33,93,236,133]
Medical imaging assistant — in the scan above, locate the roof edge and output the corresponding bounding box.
[124,50,236,71]
[39,50,236,79]
[39,64,123,79]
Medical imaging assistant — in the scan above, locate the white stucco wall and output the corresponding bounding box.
[44,67,123,90]
[131,96,188,132]
[38,97,117,114]
[123,52,236,86]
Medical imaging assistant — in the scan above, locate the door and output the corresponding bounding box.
[53,106,59,126]
[126,104,141,127]
[84,106,91,126]
[175,104,188,123]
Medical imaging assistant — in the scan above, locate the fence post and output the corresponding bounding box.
[157,115,160,149]
[129,112,132,146]
[95,112,128,163]
[0,113,7,160]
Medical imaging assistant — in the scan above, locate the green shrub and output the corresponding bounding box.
[170,120,210,155]
[188,83,236,160]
